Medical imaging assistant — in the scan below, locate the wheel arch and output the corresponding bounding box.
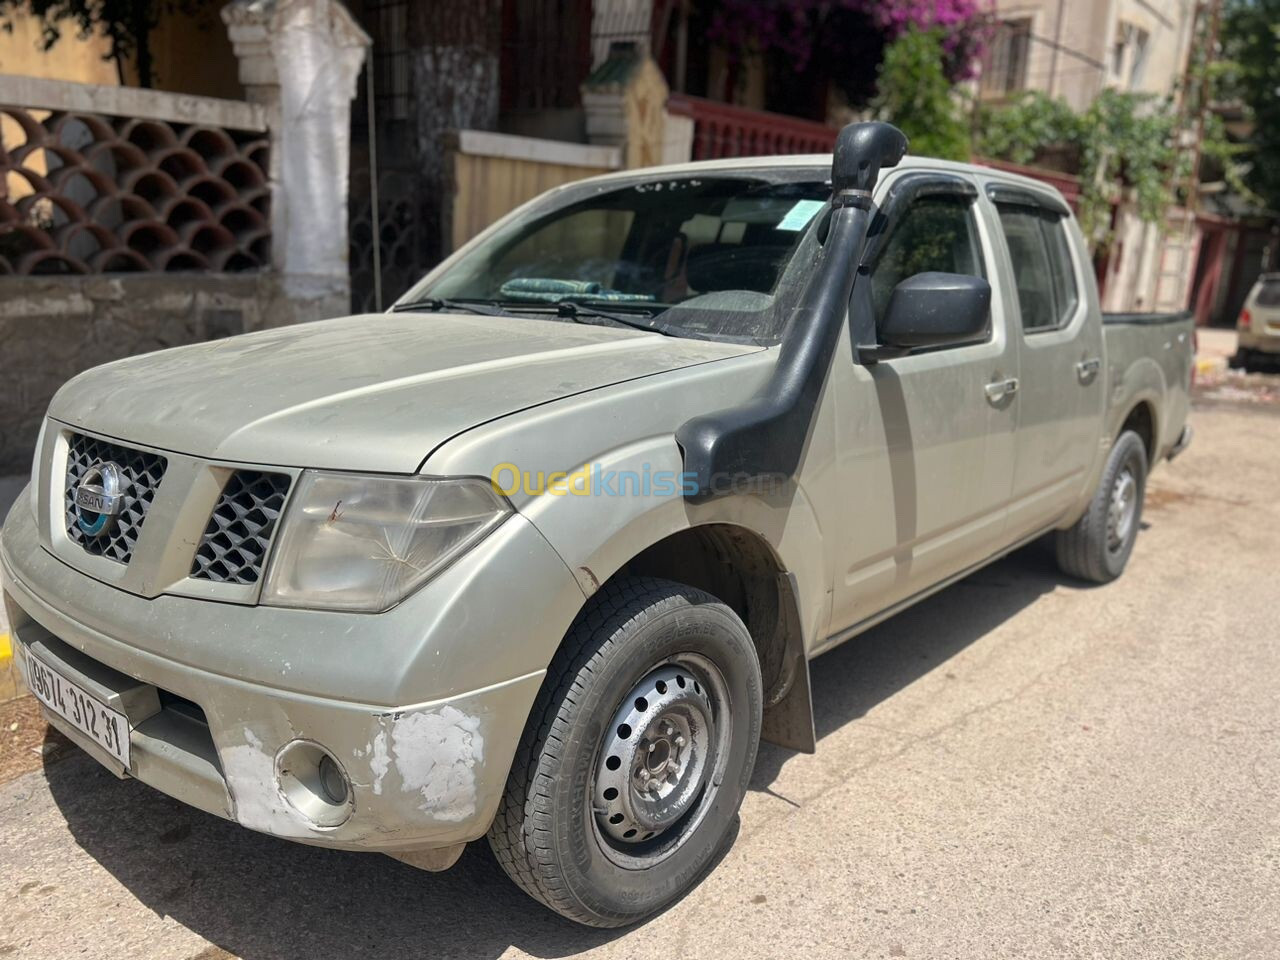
[569,522,816,753]
[1119,398,1158,464]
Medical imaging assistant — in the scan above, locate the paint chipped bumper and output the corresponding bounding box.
[0,499,584,853]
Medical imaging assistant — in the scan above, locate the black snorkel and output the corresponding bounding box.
[676,121,909,502]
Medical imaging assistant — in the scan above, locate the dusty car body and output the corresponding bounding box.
[1,123,1193,926]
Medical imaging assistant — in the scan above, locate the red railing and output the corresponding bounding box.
[666,94,838,161]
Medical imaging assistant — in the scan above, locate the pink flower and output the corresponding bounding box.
[708,0,991,77]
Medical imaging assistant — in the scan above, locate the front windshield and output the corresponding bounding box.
[405,175,830,343]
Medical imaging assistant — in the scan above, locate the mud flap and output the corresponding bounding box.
[761,650,815,753]
[760,572,816,753]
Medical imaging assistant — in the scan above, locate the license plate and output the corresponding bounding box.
[24,650,131,769]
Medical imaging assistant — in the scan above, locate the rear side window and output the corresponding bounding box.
[1255,277,1280,307]
[996,204,1080,332]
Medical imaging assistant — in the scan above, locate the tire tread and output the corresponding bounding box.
[1055,430,1148,583]
[487,576,731,927]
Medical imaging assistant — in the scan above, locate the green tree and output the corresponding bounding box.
[975,90,1185,247]
[973,91,1077,166]
[1221,0,1280,211]
[874,26,970,162]
[0,0,215,88]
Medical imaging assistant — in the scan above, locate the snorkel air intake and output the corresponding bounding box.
[676,121,908,502]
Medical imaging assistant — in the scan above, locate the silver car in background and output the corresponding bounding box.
[1232,273,1280,370]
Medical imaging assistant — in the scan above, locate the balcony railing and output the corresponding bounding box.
[666,94,838,161]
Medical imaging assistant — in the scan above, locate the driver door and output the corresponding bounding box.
[826,172,1018,638]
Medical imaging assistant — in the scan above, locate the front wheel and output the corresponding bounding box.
[1056,429,1148,583]
[488,577,762,927]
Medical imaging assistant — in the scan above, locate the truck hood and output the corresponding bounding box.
[49,312,762,472]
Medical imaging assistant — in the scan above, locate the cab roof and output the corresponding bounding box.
[570,153,1070,210]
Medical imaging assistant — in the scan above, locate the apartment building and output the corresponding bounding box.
[982,0,1197,108]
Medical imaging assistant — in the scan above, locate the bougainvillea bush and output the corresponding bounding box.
[708,0,991,82]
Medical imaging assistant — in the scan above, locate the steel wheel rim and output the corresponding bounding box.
[590,654,730,869]
[1107,466,1138,552]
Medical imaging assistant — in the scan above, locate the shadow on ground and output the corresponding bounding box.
[751,538,1063,788]
[43,540,1067,960]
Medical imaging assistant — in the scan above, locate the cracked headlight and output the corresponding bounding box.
[261,471,511,612]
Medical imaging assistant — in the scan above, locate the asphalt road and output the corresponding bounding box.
[1,396,1278,960]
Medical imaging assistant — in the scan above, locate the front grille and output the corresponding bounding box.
[64,433,168,565]
[189,471,291,584]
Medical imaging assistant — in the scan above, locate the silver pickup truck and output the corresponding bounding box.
[1,123,1192,927]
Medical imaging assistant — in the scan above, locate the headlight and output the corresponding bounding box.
[261,471,511,612]
[26,420,47,524]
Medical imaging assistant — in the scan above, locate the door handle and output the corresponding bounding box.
[984,377,1019,403]
[1076,357,1101,383]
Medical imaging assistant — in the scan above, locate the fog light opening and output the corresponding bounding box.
[275,740,354,828]
[318,753,349,805]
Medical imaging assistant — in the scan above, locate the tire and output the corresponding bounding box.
[488,576,762,927]
[1055,429,1148,583]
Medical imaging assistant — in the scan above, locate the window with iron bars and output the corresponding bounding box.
[363,0,410,122]
[982,18,1032,98]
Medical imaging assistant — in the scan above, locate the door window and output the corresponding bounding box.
[995,205,1080,332]
[870,194,987,327]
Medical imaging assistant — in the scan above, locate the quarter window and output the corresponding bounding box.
[870,194,987,328]
[996,205,1080,332]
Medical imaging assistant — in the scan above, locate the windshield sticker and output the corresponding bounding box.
[776,199,825,232]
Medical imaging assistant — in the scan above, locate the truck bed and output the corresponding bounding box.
[1101,311,1195,461]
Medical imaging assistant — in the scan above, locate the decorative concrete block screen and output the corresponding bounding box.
[0,77,271,275]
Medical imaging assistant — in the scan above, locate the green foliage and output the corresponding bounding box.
[1221,0,1280,212]
[976,4,1270,245]
[976,89,1187,247]
[0,0,215,88]
[1079,89,1185,241]
[874,26,971,162]
[973,92,1076,166]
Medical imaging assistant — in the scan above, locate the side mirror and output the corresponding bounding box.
[877,272,991,353]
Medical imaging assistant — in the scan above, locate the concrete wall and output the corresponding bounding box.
[0,273,340,474]
[989,0,1113,110]
[987,0,1194,110]
[1110,0,1195,100]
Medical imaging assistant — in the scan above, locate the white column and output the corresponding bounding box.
[223,0,370,313]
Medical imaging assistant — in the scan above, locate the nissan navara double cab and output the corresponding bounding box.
[1,123,1193,927]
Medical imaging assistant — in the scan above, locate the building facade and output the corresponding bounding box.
[982,0,1197,108]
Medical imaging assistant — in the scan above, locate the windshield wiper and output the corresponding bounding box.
[390,297,510,317]
[505,300,673,336]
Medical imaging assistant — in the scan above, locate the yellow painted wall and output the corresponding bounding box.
[148,12,244,100]
[0,15,120,85]
[0,11,241,100]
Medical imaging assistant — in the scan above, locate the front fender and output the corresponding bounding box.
[510,435,828,641]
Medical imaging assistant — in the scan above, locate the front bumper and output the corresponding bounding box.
[1,492,585,853]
